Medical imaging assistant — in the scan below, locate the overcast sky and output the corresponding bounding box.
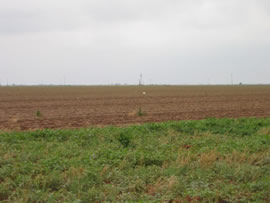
[0,0,269,85]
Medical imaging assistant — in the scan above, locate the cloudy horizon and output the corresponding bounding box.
[0,0,270,85]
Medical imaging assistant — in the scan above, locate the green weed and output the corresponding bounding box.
[36,110,41,117]
[117,132,132,148]
[137,107,146,116]
[0,117,269,202]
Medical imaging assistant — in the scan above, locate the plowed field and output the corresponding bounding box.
[0,85,269,130]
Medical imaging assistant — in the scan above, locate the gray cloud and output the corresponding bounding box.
[0,0,269,85]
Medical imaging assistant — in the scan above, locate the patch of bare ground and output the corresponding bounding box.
[0,85,270,130]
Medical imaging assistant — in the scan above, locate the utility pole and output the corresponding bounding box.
[139,74,143,86]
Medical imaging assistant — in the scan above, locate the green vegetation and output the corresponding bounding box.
[137,107,146,117]
[0,118,269,202]
[36,110,41,117]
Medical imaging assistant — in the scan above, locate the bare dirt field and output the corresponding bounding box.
[0,85,269,130]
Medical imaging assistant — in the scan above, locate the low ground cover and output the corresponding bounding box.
[0,118,269,202]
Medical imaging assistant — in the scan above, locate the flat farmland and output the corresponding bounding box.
[0,85,270,130]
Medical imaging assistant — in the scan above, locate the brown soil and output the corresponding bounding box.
[0,85,269,131]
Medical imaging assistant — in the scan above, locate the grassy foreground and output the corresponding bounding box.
[0,118,270,202]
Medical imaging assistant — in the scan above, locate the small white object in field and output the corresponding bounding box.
[142,92,146,95]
